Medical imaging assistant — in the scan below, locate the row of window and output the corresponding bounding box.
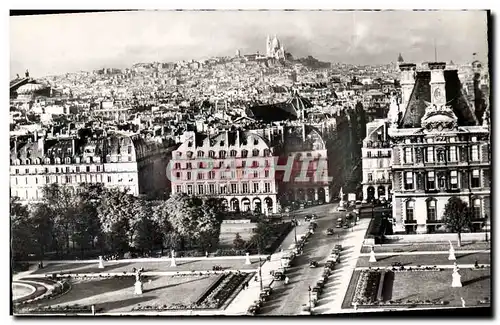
[12,174,136,186]
[175,182,273,195]
[177,148,272,159]
[366,150,391,158]
[402,145,480,164]
[402,135,481,144]
[405,198,482,221]
[14,165,105,175]
[12,185,135,201]
[11,155,134,166]
[172,159,271,170]
[367,172,392,182]
[173,170,272,181]
[402,170,483,190]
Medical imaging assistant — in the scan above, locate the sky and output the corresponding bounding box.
[10,10,489,78]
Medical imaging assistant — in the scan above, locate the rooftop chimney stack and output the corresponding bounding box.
[428,62,447,106]
[399,63,417,109]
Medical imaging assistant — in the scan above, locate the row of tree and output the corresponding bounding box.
[11,184,226,262]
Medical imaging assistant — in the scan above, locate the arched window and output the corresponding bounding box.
[177,152,182,157]
[219,150,226,159]
[263,149,271,157]
[208,150,215,158]
[44,158,51,164]
[426,199,436,221]
[187,151,194,159]
[197,151,204,158]
[405,200,414,221]
[252,149,260,157]
[230,150,237,157]
[473,198,481,219]
[65,157,71,164]
[55,157,61,164]
[25,159,31,165]
[241,150,248,158]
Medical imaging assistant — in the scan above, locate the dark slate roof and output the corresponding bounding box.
[399,70,477,128]
[248,93,313,122]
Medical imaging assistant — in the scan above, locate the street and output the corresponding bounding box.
[260,202,355,315]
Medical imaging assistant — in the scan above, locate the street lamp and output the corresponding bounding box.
[485,214,489,243]
[258,257,263,291]
[293,218,298,246]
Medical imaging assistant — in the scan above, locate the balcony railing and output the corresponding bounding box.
[404,220,417,224]
[364,179,391,185]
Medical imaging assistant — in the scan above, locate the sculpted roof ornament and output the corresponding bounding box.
[421,100,458,131]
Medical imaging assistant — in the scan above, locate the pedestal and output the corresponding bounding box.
[98,256,104,269]
[452,271,462,287]
[170,250,177,267]
[134,281,143,294]
[245,252,251,265]
[448,248,456,261]
[369,250,377,263]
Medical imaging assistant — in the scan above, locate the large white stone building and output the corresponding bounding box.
[389,62,491,234]
[10,131,172,202]
[170,130,279,213]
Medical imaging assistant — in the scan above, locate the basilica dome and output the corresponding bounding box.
[17,82,48,95]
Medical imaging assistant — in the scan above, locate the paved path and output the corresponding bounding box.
[313,217,370,315]
[359,250,490,257]
[355,264,491,270]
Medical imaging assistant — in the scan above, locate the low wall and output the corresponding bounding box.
[222,220,252,224]
[220,223,256,233]
[385,232,488,243]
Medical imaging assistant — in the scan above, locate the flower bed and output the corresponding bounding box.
[214,249,247,256]
[16,278,72,306]
[352,270,381,305]
[389,266,444,272]
[18,304,96,314]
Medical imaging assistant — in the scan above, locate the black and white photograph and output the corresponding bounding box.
[9,7,492,317]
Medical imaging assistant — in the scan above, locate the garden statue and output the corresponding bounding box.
[134,268,143,295]
[170,249,177,267]
[448,240,456,260]
[451,262,462,287]
[369,246,377,263]
[98,256,105,269]
[461,297,465,307]
[245,252,251,265]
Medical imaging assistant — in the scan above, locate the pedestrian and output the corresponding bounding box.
[284,276,289,285]
[474,260,479,268]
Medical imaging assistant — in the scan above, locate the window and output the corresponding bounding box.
[471,145,479,161]
[473,199,481,219]
[368,173,373,182]
[187,151,193,159]
[252,149,259,157]
[230,150,237,157]
[176,185,182,193]
[187,185,193,195]
[367,151,372,158]
[253,183,259,193]
[265,183,271,193]
[241,161,246,168]
[208,151,215,158]
[437,149,445,162]
[450,171,458,189]
[96,166,101,172]
[220,185,227,194]
[209,171,215,180]
[128,146,132,154]
[197,172,204,180]
[252,161,259,168]
[15,169,19,174]
[265,170,270,178]
[186,163,192,169]
[219,151,226,159]
[186,172,192,180]
[231,183,237,194]
[76,166,80,172]
[471,170,480,188]
[449,146,457,162]
[209,184,215,194]
[35,177,38,184]
[197,151,204,157]
[86,166,90,172]
[265,159,270,167]
[427,171,435,189]
[404,148,413,163]
[174,162,180,169]
[242,183,249,193]
[241,150,248,158]
[56,167,59,173]
[198,185,204,195]
[175,172,181,180]
[404,172,414,190]
[263,149,270,157]
[427,147,434,162]
[406,201,414,221]
[108,176,112,182]
[427,200,436,221]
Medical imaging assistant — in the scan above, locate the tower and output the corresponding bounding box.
[266,35,272,57]
[397,53,404,63]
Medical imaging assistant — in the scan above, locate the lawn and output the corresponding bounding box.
[360,242,491,254]
[389,269,491,307]
[32,259,257,276]
[12,283,34,300]
[218,231,253,249]
[356,252,491,268]
[32,275,221,313]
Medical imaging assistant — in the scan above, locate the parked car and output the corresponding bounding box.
[309,222,318,230]
[334,244,343,251]
[326,228,334,235]
[304,215,312,222]
[336,217,343,228]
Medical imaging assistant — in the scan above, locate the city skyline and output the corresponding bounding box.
[11,10,489,78]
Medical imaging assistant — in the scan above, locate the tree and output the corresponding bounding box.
[29,203,54,263]
[10,197,33,260]
[251,220,274,254]
[233,233,246,250]
[443,197,472,247]
[151,200,176,254]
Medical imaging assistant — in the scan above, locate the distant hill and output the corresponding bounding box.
[294,55,331,69]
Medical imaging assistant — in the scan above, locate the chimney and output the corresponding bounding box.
[38,136,44,154]
[72,137,76,155]
[399,63,416,108]
[428,62,447,106]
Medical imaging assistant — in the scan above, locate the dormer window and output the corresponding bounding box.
[209,151,215,158]
[241,150,248,158]
[65,157,71,164]
[230,150,237,157]
[55,157,61,164]
[187,151,194,159]
[197,151,204,158]
[220,141,225,146]
[254,139,259,145]
[177,152,182,157]
[252,149,260,157]
[188,141,193,147]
